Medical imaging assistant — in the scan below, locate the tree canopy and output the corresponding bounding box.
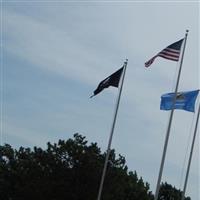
[0,133,190,200]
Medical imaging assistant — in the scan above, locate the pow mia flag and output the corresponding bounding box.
[90,66,124,98]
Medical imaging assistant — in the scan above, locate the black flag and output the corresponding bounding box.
[91,66,124,98]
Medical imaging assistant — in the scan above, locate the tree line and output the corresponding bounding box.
[0,133,191,200]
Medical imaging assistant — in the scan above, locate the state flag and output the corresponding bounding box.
[160,90,199,112]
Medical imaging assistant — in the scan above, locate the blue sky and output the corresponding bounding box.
[2,1,199,199]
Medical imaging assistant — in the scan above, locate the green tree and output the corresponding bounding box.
[158,182,191,200]
[0,134,190,200]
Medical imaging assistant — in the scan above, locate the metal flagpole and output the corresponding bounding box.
[154,30,189,200]
[181,103,200,200]
[96,59,128,200]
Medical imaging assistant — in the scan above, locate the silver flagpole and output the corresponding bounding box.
[154,30,189,200]
[181,103,200,200]
[96,59,128,200]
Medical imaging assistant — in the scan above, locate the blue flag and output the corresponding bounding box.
[160,90,199,112]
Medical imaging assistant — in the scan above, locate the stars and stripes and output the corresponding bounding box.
[145,38,184,67]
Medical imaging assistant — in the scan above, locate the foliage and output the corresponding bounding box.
[0,133,190,200]
[159,182,191,200]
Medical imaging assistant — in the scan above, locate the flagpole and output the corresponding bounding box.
[96,59,128,200]
[181,103,200,200]
[154,30,189,200]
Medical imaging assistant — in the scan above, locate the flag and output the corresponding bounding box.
[91,67,124,98]
[145,39,184,67]
[160,90,199,112]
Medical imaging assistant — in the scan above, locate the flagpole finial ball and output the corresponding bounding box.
[186,29,189,33]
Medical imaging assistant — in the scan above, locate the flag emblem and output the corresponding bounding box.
[90,66,124,98]
[145,39,184,67]
[160,90,199,112]
[176,93,185,101]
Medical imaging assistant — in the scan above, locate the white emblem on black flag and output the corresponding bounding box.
[90,66,124,98]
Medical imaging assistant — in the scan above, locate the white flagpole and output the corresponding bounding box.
[154,30,189,200]
[181,103,200,200]
[96,59,128,200]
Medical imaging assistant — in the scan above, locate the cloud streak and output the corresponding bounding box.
[3,3,199,199]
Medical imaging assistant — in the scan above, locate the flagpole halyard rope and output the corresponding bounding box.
[181,102,200,200]
[0,0,3,146]
[179,113,195,190]
[154,30,189,200]
[96,59,128,200]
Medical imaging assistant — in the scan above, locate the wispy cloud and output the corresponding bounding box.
[3,3,199,199]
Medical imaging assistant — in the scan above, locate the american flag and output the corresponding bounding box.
[145,38,184,67]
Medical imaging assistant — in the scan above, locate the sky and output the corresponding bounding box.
[1,1,199,199]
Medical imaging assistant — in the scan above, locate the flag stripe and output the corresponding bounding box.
[159,55,179,61]
[158,49,180,57]
[163,48,180,54]
[145,56,157,67]
[158,54,179,61]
